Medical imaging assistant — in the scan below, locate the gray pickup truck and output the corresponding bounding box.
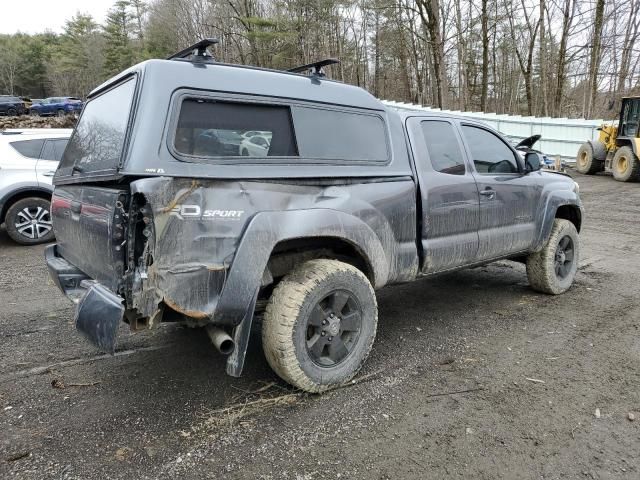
[46,40,583,392]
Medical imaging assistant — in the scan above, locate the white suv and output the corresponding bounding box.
[0,129,72,245]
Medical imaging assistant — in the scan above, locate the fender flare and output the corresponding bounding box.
[532,190,583,252]
[213,208,389,326]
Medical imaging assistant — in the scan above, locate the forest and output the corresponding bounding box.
[0,0,637,120]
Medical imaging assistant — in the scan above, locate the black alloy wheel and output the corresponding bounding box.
[554,235,574,280]
[305,289,362,367]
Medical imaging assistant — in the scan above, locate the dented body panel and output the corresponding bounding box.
[124,177,418,326]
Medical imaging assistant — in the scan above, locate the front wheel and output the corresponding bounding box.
[4,197,55,245]
[526,219,579,295]
[56,109,66,117]
[262,259,378,393]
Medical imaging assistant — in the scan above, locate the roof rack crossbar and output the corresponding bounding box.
[167,38,219,61]
[287,58,340,77]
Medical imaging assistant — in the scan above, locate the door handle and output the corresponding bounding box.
[42,171,56,177]
[70,200,82,214]
[480,188,495,199]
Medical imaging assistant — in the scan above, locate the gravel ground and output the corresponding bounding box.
[0,172,638,479]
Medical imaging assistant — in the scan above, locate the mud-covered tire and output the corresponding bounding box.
[591,140,607,162]
[4,197,55,245]
[526,219,579,295]
[262,259,377,393]
[612,146,640,182]
[575,142,603,174]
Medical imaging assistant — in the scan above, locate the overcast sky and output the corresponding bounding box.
[0,0,115,34]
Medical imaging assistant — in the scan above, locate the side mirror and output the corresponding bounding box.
[524,152,543,173]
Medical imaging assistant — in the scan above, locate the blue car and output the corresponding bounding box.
[30,97,83,117]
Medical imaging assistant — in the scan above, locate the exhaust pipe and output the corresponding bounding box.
[206,325,235,356]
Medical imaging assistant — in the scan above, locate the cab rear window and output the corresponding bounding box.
[58,77,136,173]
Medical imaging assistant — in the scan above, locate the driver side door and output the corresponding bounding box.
[459,124,539,260]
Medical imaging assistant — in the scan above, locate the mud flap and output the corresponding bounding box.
[74,283,124,354]
[225,288,259,377]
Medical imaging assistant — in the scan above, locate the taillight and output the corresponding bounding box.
[51,194,70,213]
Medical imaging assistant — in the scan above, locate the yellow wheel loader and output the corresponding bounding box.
[576,96,640,182]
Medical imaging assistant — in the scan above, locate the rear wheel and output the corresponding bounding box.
[262,259,377,393]
[56,109,65,117]
[611,146,640,182]
[7,108,17,116]
[4,197,55,245]
[575,142,604,174]
[30,109,40,117]
[526,219,579,295]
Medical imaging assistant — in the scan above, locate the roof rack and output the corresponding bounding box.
[287,59,340,78]
[167,38,219,62]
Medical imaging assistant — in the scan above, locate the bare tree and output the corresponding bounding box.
[480,0,489,111]
[1,0,638,119]
[552,0,576,116]
[415,0,448,108]
[506,0,539,116]
[538,0,547,116]
[0,41,21,94]
[586,0,605,117]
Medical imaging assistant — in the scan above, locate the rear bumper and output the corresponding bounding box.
[45,244,90,301]
[45,244,124,353]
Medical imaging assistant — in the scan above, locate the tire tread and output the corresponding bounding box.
[612,146,640,182]
[262,259,377,393]
[576,142,604,174]
[527,219,578,295]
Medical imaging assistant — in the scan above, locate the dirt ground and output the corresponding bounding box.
[0,172,638,480]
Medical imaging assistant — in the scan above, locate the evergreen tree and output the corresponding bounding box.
[103,0,135,77]
[47,13,105,97]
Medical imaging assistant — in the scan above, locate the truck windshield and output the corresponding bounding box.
[59,77,136,173]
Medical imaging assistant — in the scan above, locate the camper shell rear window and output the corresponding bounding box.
[58,76,137,174]
[170,93,389,165]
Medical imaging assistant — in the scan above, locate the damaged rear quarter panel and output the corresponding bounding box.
[128,176,418,324]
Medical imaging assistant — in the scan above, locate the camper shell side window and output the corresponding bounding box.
[167,91,390,165]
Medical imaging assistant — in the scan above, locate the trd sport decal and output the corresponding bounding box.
[169,205,245,220]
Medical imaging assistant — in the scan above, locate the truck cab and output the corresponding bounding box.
[46,41,583,392]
